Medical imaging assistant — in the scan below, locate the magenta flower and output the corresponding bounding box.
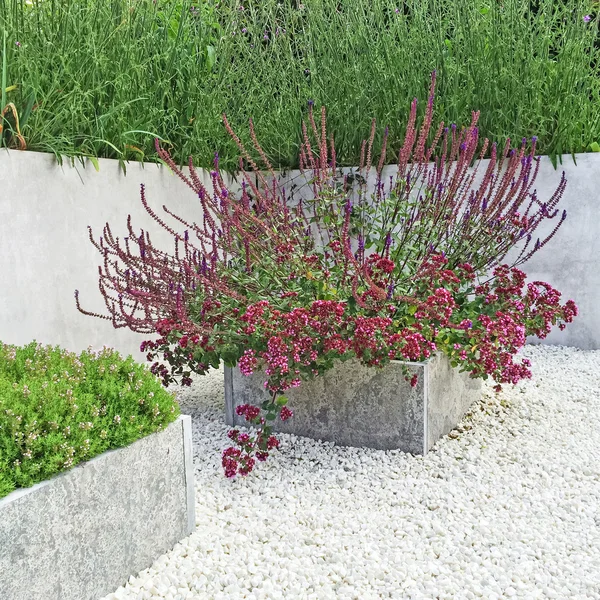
[279,406,294,421]
[584,15,591,22]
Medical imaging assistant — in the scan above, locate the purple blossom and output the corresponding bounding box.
[584,15,591,22]
[384,232,392,252]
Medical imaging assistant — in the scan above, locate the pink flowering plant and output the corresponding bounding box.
[77,73,577,477]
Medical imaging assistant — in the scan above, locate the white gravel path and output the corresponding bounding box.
[102,345,600,600]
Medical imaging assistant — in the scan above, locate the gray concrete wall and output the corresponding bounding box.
[0,149,598,356]
[0,415,195,600]
[512,153,600,350]
[0,149,237,360]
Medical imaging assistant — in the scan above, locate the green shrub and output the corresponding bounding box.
[0,0,598,169]
[0,341,179,499]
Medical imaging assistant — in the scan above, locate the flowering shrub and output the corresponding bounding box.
[0,342,179,499]
[77,73,577,477]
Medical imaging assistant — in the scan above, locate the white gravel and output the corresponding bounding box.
[101,345,600,600]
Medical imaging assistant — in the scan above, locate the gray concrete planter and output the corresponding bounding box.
[225,354,481,454]
[0,415,195,600]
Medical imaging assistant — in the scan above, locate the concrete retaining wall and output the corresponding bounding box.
[0,149,598,354]
[0,415,195,600]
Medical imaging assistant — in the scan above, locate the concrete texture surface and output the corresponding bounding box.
[0,150,598,354]
[426,353,483,449]
[225,355,481,454]
[0,415,195,600]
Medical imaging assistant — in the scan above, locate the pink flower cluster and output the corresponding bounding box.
[222,403,284,477]
[142,254,577,477]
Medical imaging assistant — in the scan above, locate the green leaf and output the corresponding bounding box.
[590,142,600,152]
[276,395,288,406]
[89,156,100,172]
[206,45,216,70]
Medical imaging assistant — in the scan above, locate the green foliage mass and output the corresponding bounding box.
[0,341,179,499]
[0,0,598,169]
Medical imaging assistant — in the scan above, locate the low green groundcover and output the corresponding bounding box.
[0,341,179,499]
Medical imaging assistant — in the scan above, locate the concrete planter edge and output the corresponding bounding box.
[0,415,195,600]
[224,354,482,454]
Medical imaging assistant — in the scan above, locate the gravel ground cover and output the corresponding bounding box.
[102,345,600,600]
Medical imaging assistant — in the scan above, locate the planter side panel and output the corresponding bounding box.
[0,415,194,600]
[226,360,426,453]
[427,355,482,451]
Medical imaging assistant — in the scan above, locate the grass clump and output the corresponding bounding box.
[0,0,598,168]
[0,341,179,499]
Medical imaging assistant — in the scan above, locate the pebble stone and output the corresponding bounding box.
[100,345,600,600]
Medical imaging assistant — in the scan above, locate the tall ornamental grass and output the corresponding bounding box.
[1,0,598,169]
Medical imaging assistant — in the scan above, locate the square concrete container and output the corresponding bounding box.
[0,415,195,600]
[225,354,481,454]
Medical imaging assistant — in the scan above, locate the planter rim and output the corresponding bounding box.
[0,414,190,509]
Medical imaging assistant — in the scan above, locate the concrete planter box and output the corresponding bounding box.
[225,354,481,454]
[0,415,195,600]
